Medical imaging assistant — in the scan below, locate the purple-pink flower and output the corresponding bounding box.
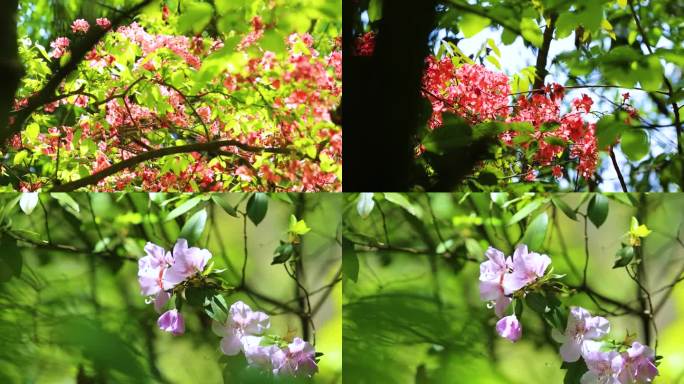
[271,337,318,378]
[137,239,212,312]
[158,309,185,335]
[552,306,610,362]
[617,342,659,383]
[164,239,212,286]
[479,247,512,317]
[71,19,90,34]
[496,314,522,342]
[479,245,551,318]
[137,242,174,297]
[213,301,270,356]
[581,341,623,384]
[242,335,280,370]
[502,245,551,294]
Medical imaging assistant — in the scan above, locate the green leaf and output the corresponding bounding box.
[596,116,627,149]
[587,194,609,228]
[613,245,635,268]
[508,198,546,226]
[551,196,577,221]
[288,215,311,235]
[25,123,40,142]
[520,18,543,47]
[563,359,588,384]
[620,129,649,162]
[178,1,214,35]
[185,286,211,306]
[629,216,651,238]
[271,242,294,265]
[50,193,80,216]
[514,298,524,318]
[367,0,383,22]
[211,195,239,217]
[525,292,547,314]
[0,235,22,283]
[246,193,268,226]
[521,212,548,250]
[206,294,229,323]
[166,196,202,221]
[459,13,491,38]
[421,116,472,154]
[543,136,566,146]
[342,237,359,282]
[179,209,207,244]
[464,238,483,259]
[214,0,246,14]
[384,193,422,218]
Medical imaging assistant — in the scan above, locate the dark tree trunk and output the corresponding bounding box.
[0,0,23,140]
[343,1,438,191]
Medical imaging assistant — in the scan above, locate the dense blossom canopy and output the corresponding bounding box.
[9,9,341,192]
[422,56,599,181]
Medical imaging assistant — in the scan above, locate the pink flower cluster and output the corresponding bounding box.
[136,239,317,377]
[237,16,265,51]
[71,19,90,34]
[213,301,318,377]
[479,245,550,321]
[553,307,658,383]
[421,57,600,180]
[478,245,659,382]
[49,37,70,59]
[137,239,211,323]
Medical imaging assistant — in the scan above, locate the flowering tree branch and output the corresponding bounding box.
[50,140,292,191]
[3,0,154,147]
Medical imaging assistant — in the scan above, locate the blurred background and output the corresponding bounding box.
[343,193,684,383]
[0,193,342,383]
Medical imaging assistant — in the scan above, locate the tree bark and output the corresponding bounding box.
[0,0,23,140]
[343,1,438,191]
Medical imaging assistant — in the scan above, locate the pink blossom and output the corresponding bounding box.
[502,245,551,294]
[581,341,623,384]
[212,301,270,356]
[164,238,212,285]
[552,306,610,362]
[96,18,111,29]
[271,337,318,377]
[197,106,211,123]
[137,242,175,297]
[496,314,522,342]
[49,37,70,59]
[241,335,280,370]
[71,19,90,34]
[74,95,88,108]
[158,309,185,335]
[617,342,659,383]
[479,247,512,317]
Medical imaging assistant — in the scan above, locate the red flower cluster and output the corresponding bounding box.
[354,32,376,56]
[422,56,599,181]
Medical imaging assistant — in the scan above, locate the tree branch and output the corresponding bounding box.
[50,140,292,191]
